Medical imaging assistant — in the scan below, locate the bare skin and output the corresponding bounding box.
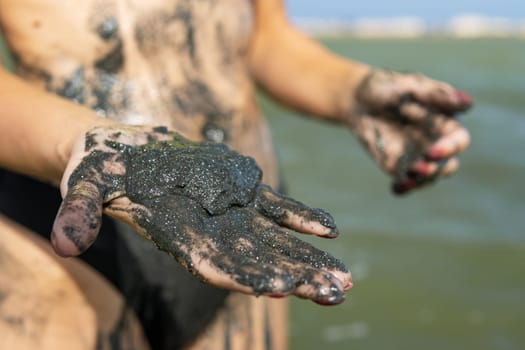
[0,0,472,349]
[0,215,150,350]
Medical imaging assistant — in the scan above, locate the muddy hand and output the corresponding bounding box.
[351,69,472,194]
[51,125,351,305]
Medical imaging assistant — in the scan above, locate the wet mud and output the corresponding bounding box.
[393,140,425,182]
[169,79,233,143]
[125,139,262,215]
[134,1,196,61]
[66,130,347,301]
[94,40,124,74]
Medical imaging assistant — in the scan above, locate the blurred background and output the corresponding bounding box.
[0,1,523,349]
[259,1,525,350]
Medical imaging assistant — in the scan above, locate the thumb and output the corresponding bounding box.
[51,180,103,257]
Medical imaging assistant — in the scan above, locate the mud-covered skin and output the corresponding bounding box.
[1,2,279,347]
[4,0,258,146]
[52,126,350,305]
[351,69,472,194]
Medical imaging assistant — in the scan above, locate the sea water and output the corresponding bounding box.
[261,38,525,350]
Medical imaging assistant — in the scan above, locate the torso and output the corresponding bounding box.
[0,0,278,185]
[0,1,285,349]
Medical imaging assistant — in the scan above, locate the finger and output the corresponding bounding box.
[294,269,346,305]
[327,268,354,291]
[225,242,352,305]
[427,127,471,160]
[391,176,418,195]
[398,105,454,136]
[409,158,458,184]
[407,76,473,113]
[188,245,296,297]
[135,196,299,298]
[410,157,460,178]
[51,181,103,257]
[392,159,443,194]
[398,101,428,122]
[254,185,339,238]
[250,220,352,289]
[393,157,460,195]
[438,157,460,177]
[197,248,346,305]
[416,88,472,113]
[212,209,352,290]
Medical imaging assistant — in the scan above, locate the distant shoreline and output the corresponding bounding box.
[294,14,525,39]
[309,32,525,41]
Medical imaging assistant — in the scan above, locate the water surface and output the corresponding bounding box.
[261,38,525,350]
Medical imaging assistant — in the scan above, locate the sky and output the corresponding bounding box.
[287,0,525,22]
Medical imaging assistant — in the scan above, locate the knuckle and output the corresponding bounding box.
[458,128,471,151]
[441,158,459,177]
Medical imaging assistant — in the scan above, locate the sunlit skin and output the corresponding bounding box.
[0,0,471,349]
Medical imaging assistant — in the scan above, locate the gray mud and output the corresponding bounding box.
[125,139,261,215]
[66,133,347,301]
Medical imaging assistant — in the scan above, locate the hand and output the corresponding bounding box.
[351,69,472,194]
[51,125,352,305]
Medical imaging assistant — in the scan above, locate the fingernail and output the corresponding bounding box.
[326,294,345,305]
[315,286,345,306]
[456,90,473,109]
[344,281,354,291]
[412,160,430,175]
[267,293,287,298]
[327,229,340,238]
[50,230,78,258]
[427,148,445,160]
[313,208,337,229]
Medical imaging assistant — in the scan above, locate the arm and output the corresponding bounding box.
[0,66,351,305]
[248,0,369,123]
[248,0,472,194]
[0,66,115,183]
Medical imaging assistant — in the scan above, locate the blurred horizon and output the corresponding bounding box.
[285,1,525,38]
[287,0,525,23]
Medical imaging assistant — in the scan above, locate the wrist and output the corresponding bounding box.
[55,115,118,183]
[336,63,371,127]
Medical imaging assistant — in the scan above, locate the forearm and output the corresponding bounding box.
[0,67,116,183]
[248,0,370,124]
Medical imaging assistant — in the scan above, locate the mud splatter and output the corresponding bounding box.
[85,132,98,151]
[58,67,86,104]
[97,17,119,41]
[170,79,233,142]
[134,2,196,61]
[393,141,424,183]
[95,41,124,74]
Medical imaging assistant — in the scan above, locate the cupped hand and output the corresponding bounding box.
[51,125,351,305]
[351,69,473,194]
